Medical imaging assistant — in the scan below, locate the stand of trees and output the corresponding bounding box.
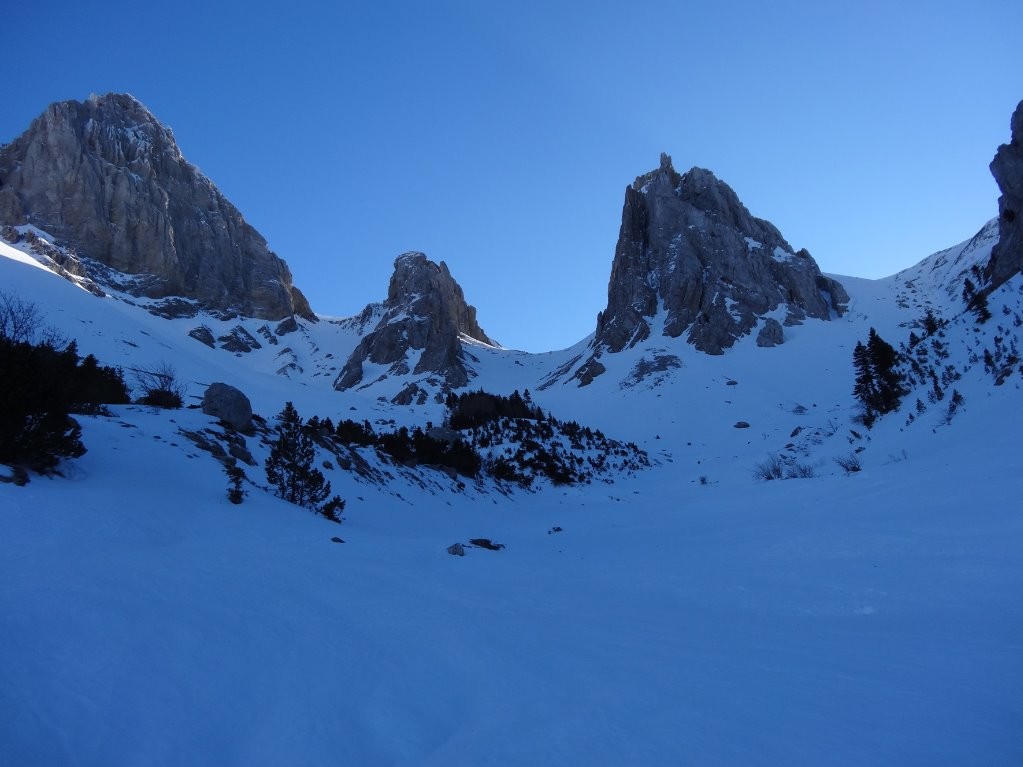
[0,336,129,472]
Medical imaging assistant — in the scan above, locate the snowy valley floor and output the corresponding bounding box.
[2,397,1022,767]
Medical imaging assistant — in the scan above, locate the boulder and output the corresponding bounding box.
[447,543,465,556]
[201,383,252,430]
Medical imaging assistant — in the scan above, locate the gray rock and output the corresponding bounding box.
[228,442,255,466]
[447,543,465,556]
[201,382,252,430]
[218,325,262,354]
[148,298,200,319]
[426,426,460,444]
[569,154,847,384]
[391,382,428,405]
[334,252,494,391]
[622,353,682,387]
[986,100,1023,289]
[0,93,313,321]
[255,324,279,345]
[756,318,785,347]
[275,316,299,336]
[734,421,751,429]
[188,325,216,348]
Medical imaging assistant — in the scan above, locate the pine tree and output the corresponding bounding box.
[225,463,246,504]
[852,341,877,426]
[866,328,906,413]
[962,278,992,323]
[852,328,907,425]
[265,402,331,510]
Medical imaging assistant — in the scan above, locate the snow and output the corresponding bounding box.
[772,245,794,263]
[2,229,1023,765]
[0,237,55,272]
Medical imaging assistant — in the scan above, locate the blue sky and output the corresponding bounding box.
[3,1,1021,351]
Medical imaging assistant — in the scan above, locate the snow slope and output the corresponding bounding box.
[2,224,1023,765]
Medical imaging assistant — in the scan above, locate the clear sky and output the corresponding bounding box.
[2,1,1021,351]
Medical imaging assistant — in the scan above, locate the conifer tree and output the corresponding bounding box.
[866,328,906,413]
[852,328,907,425]
[265,402,331,510]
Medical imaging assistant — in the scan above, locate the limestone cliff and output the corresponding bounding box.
[0,93,312,320]
[986,100,1023,290]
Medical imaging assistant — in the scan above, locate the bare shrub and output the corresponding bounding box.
[786,462,816,479]
[834,453,862,474]
[754,453,815,481]
[753,454,785,481]
[0,291,44,343]
[132,362,186,408]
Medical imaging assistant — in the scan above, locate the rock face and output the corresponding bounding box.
[0,93,312,320]
[571,154,847,383]
[201,382,253,430]
[334,252,494,392]
[986,99,1023,290]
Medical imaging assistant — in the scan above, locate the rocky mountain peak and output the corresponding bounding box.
[334,252,494,396]
[568,155,847,385]
[986,99,1023,290]
[385,252,493,344]
[0,93,312,320]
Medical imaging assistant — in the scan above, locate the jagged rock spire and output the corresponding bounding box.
[0,93,312,320]
[334,252,494,393]
[569,154,847,384]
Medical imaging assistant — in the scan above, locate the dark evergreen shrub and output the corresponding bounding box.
[0,336,128,472]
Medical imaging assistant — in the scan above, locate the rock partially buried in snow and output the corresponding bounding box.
[447,543,465,556]
[756,318,785,347]
[201,383,252,430]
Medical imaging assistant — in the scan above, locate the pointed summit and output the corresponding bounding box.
[334,252,494,395]
[0,93,312,320]
[568,157,847,384]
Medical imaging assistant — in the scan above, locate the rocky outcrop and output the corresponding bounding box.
[756,318,784,347]
[986,100,1023,290]
[569,154,846,384]
[0,93,312,320]
[333,252,494,393]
